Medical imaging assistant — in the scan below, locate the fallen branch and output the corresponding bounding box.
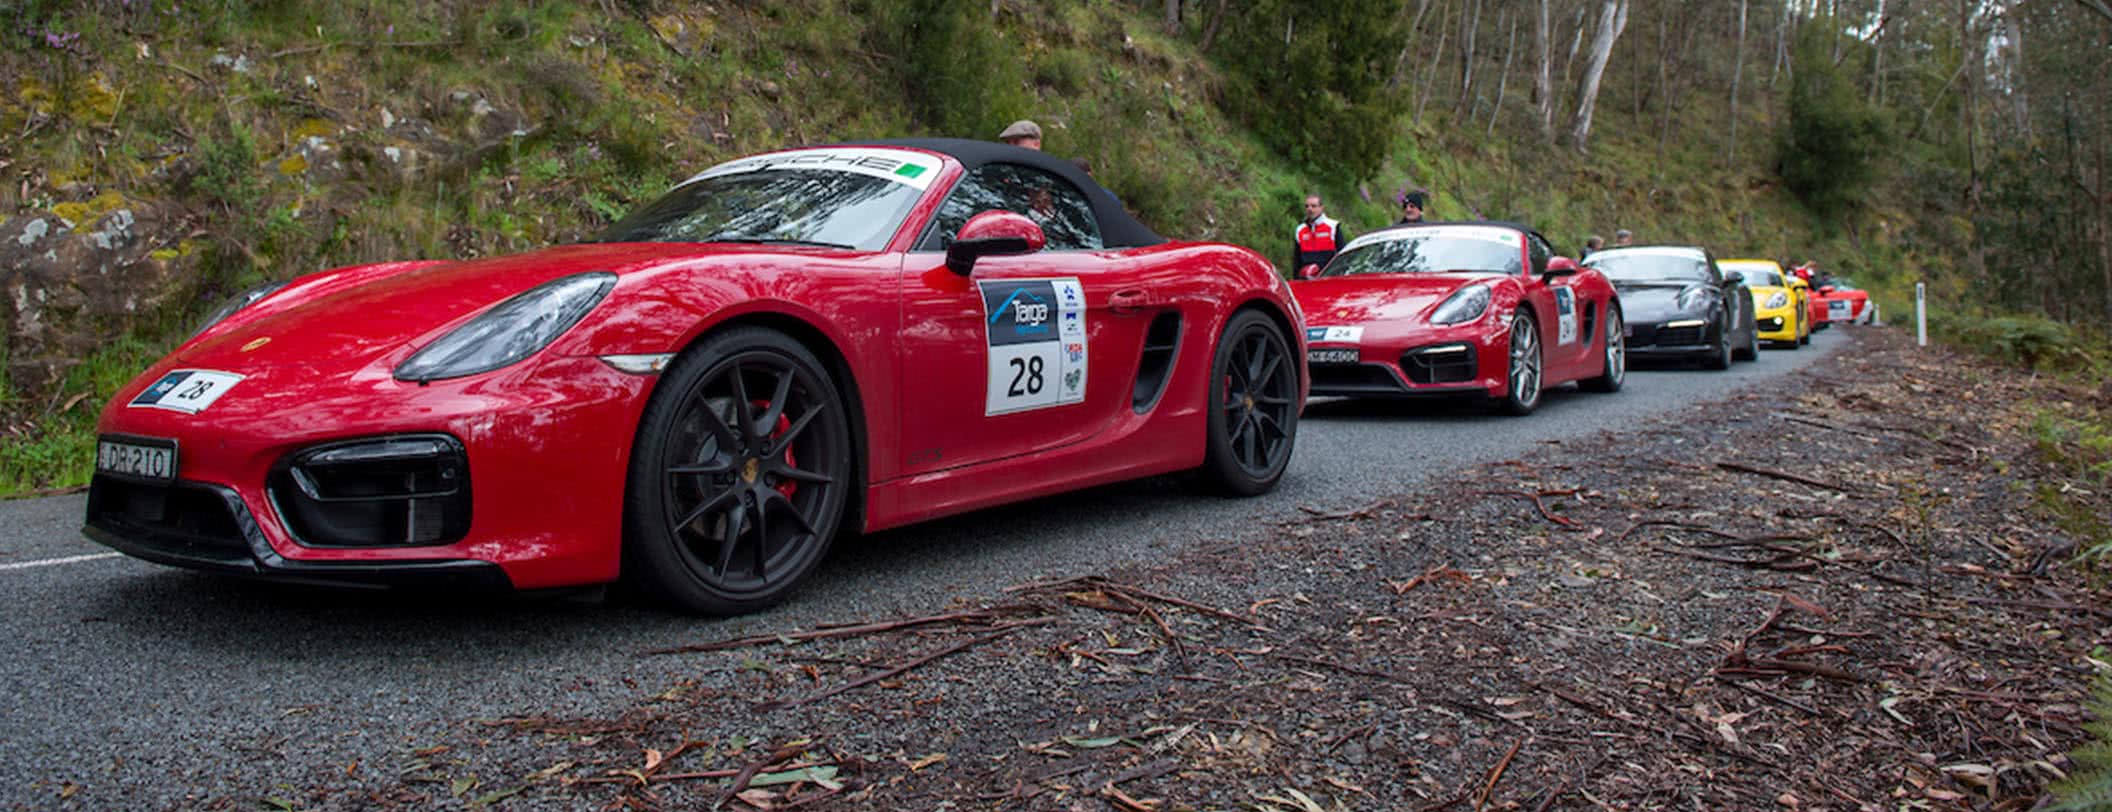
[1475,489,1578,526]
[1472,739,1524,812]
[1715,461,1859,494]
[648,607,1037,654]
[1262,652,1416,686]
[755,624,1040,711]
[1296,498,1393,521]
[1528,752,1611,812]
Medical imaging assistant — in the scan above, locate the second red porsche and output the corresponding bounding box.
[1291,222,1625,415]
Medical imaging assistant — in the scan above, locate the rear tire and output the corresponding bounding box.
[1199,310,1298,496]
[1497,313,1543,415]
[1734,320,1760,362]
[1578,304,1624,393]
[622,327,853,615]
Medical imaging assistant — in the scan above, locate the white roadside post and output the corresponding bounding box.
[1915,282,1927,347]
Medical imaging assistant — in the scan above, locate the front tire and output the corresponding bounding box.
[1579,305,1625,393]
[1704,316,1733,370]
[1497,313,1543,415]
[1199,310,1298,496]
[622,327,853,615]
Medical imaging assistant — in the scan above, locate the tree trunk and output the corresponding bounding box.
[1771,0,1791,88]
[1164,0,1179,30]
[1388,0,1436,90]
[1416,1,1456,125]
[1727,0,1748,166]
[1567,0,1630,151]
[1532,0,1554,139]
[1199,0,1229,50]
[1489,11,1519,137]
[1561,5,1589,94]
[1456,0,1486,117]
[2003,6,2030,140]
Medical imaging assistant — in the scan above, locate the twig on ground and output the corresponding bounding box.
[1715,461,1860,494]
[1472,739,1525,812]
[648,607,1038,654]
[755,625,1039,711]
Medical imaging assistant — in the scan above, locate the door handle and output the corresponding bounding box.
[1110,288,1152,315]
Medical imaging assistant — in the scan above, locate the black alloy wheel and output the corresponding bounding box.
[1200,310,1297,496]
[623,327,852,615]
[1498,313,1543,415]
[1579,305,1625,393]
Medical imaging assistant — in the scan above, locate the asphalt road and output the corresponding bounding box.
[0,329,1848,809]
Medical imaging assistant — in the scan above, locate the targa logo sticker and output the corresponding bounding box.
[1305,326,1364,344]
[129,369,244,414]
[979,278,1087,415]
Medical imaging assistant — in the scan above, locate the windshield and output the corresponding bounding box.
[1725,266,1784,287]
[1320,228,1522,278]
[594,170,922,250]
[1586,251,1713,283]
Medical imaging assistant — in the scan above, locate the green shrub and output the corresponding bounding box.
[1209,0,1403,185]
[2053,673,2112,810]
[865,0,1031,139]
[1779,23,1890,219]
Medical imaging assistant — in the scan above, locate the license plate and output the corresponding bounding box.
[1828,301,1850,318]
[96,436,178,483]
[1307,348,1360,365]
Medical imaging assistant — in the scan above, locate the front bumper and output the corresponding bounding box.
[84,354,652,590]
[1755,306,1798,342]
[1306,320,1510,399]
[1624,320,1715,358]
[84,478,511,589]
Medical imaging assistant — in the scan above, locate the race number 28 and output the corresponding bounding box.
[980,278,1088,415]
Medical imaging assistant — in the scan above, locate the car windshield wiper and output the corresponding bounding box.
[707,237,856,249]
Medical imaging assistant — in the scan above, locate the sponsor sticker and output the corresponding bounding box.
[685,147,942,191]
[1554,288,1578,345]
[1305,326,1364,344]
[980,278,1087,415]
[128,369,244,414]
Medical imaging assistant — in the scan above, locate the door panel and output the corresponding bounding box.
[895,251,1152,477]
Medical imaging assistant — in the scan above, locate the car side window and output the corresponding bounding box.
[1526,233,1551,276]
[921,163,1104,252]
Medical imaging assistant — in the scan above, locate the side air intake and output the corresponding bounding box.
[1132,312,1183,412]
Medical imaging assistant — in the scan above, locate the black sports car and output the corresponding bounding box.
[1583,246,1758,369]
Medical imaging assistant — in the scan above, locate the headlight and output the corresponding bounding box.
[1764,291,1789,309]
[1677,286,1711,310]
[1431,284,1492,325]
[393,272,616,382]
[193,280,289,340]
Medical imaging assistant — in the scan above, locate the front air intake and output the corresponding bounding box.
[268,435,472,548]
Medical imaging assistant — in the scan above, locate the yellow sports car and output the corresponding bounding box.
[1721,258,1809,348]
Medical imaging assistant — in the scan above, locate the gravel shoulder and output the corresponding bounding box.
[176,325,2105,812]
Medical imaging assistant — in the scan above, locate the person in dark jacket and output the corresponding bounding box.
[1292,194,1347,273]
[1398,189,1429,225]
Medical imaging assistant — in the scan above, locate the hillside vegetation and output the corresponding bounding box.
[0,0,2103,495]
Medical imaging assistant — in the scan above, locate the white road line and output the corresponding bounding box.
[0,552,122,572]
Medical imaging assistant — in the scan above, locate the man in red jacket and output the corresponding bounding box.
[1293,194,1348,274]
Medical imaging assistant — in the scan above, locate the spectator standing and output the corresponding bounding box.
[998,120,1043,150]
[1398,189,1429,225]
[1292,194,1347,273]
[1614,228,1634,247]
[1581,235,1604,259]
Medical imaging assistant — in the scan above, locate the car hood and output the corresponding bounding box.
[1614,281,1710,323]
[1292,273,1498,328]
[177,242,838,373]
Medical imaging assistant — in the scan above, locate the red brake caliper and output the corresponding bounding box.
[754,400,798,498]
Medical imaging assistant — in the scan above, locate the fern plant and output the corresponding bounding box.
[2052,673,2112,810]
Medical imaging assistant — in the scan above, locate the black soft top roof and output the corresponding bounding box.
[865,137,1165,248]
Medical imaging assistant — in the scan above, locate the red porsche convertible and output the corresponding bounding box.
[1291,222,1624,415]
[85,139,1307,614]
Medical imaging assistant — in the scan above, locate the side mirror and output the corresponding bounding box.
[1542,257,1580,279]
[1298,263,1322,280]
[1724,270,1745,284]
[1818,285,1836,294]
[946,210,1047,275]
